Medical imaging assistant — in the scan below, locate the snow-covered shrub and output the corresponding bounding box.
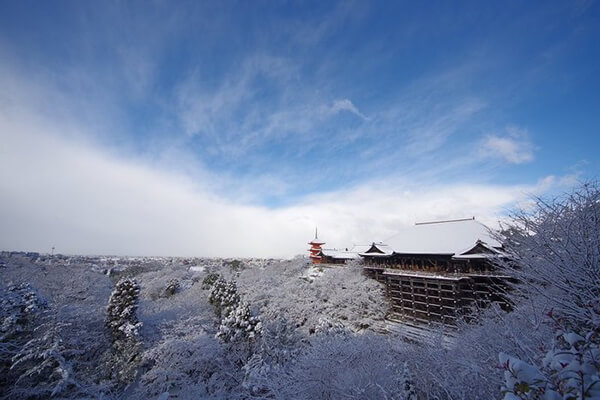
[9,319,83,399]
[162,279,179,298]
[500,304,600,400]
[243,318,307,394]
[313,317,349,336]
[134,263,192,302]
[1,283,101,399]
[398,301,554,399]
[0,283,46,343]
[136,329,244,400]
[1,283,48,397]
[208,276,240,318]
[201,273,220,289]
[105,278,142,383]
[270,333,414,400]
[224,259,243,271]
[216,300,262,344]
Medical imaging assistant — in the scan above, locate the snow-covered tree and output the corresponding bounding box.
[497,182,600,399]
[1,283,48,398]
[136,327,243,400]
[243,318,307,394]
[0,283,45,343]
[498,182,600,329]
[208,276,240,318]
[216,300,262,344]
[106,278,142,345]
[9,319,82,398]
[105,278,142,383]
[162,278,179,298]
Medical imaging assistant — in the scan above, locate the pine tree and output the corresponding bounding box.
[104,278,142,383]
[106,278,142,345]
[209,277,240,318]
[216,301,262,343]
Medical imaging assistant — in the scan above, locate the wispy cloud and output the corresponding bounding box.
[481,125,535,164]
[325,99,369,120]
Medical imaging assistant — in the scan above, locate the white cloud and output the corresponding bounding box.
[481,126,535,164]
[0,44,565,259]
[0,109,560,258]
[326,99,369,120]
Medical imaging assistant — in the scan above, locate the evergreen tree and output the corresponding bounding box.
[105,278,142,383]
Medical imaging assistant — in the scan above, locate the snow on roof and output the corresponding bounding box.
[380,218,500,256]
[359,243,393,257]
[348,244,373,254]
[320,249,360,259]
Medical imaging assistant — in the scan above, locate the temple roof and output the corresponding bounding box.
[320,249,361,260]
[360,218,501,258]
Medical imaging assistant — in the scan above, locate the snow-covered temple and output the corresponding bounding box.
[316,245,369,264]
[307,229,368,264]
[361,218,511,326]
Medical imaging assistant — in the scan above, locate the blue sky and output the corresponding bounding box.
[0,1,599,256]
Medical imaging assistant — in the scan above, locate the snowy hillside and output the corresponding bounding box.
[1,184,599,400]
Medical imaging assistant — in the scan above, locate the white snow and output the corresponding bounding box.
[188,266,205,273]
[382,219,500,255]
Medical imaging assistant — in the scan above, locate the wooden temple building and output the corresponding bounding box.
[361,217,510,326]
[316,246,365,264]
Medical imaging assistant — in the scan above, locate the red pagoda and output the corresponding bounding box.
[308,227,326,264]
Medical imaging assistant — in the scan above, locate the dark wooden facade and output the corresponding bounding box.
[363,251,511,326]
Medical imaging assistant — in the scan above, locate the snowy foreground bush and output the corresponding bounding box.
[497,183,600,399]
[1,182,599,399]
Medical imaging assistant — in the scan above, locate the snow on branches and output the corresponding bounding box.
[498,182,600,329]
[500,312,600,399]
[498,182,600,399]
[105,278,142,383]
[207,276,262,344]
[106,278,142,344]
[0,283,46,343]
[208,276,240,319]
[216,301,262,343]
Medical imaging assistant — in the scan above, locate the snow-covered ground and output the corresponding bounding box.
[1,253,403,399]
